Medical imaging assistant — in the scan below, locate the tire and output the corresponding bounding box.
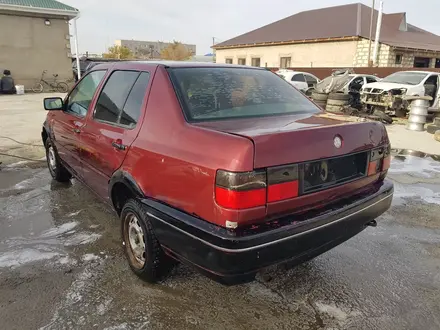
[121,199,174,283]
[314,100,327,109]
[373,110,393,124]
[305,87,315,97]
[32,83,43,93]
[427,124,440,134]
[57,82,69,93]
[394,108,407,118]
[45,138,72,182]
[434,130,440,142]
[328,92,351,101]
[311,91,328,101]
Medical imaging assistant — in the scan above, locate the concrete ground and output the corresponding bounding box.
[0,93,65,165]
[0,154,439,329]
[1,94,440,329]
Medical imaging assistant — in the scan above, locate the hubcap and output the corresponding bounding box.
[48,146,57,171]
[127,214,146,266]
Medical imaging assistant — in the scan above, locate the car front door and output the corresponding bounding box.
[291,74,308,91]
[80,70,151,201]
[50,70,106,177]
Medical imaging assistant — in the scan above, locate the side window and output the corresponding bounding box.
[366,77,377,84]
[94,71,140,124]
[66,70,106,117]
[292,74,306,82]
[425,75,438,85]
[120,72,150,127]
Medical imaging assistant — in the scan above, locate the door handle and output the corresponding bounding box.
[112,141,126,150]
[73,128,81,134]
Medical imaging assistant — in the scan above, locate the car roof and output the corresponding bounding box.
[277,69,314,74]
[92,61,267,70]
[391,71,434,75]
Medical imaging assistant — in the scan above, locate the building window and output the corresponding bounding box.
[225,58,233,64]
[280,57,291,69]
[436,59,440,68]
[395,54,402,65]
[414,57,430,68]
[251,58,261,67]
[238,58,246,65]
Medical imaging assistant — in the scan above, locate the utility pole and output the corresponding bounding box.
[72,14,81,80]
[367,0,376,67]
[212,37,216,63]
[372,1,384,66]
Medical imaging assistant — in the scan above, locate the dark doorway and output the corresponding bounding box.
[436,59,440,68]
[414,57,430,68]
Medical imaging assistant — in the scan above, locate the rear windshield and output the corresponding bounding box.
[168,67,320,122]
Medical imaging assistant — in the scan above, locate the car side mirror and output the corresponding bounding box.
[44,97,63,111]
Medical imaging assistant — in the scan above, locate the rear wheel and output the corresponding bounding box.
[57,82,69,93]
[121,199,174,283]
[32,83,43,93]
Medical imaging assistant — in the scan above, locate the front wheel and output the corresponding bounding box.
[121,199,174,283]
[32,83,43,93]
[56,82,69,93]
[45,138,72,182]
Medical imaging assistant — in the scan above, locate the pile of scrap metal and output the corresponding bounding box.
[359,71,440,120]
[310,69,392,123]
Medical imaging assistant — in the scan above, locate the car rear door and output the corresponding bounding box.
[50,70,106,177]
[304,73,318,88]
[80,69,152,201]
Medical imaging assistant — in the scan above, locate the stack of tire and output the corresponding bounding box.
[325,93,350,114]
[311,91,328,109]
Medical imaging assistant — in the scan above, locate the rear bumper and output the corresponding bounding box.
[143,180,393,284]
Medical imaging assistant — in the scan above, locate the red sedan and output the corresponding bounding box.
[42,61,393,284]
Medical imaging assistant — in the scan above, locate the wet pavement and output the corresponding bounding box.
[1,154,440,330]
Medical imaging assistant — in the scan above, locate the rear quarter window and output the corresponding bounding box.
[168,67,320,122]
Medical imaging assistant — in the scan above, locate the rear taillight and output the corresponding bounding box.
[215,170,266,209]
[267,165,299,202]
[368,145,391,176]
[215,165,300,210]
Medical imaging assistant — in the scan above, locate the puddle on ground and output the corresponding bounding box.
[389,149,440,206]
[0,166,105,270]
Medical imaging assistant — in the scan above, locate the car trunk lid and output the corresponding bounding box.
[195,113,387,168]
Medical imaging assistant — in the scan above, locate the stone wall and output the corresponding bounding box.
[353,38,372,67]
[354,37,440,68]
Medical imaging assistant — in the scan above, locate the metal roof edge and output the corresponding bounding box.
[0,3,79,18]
[212,36,360,50]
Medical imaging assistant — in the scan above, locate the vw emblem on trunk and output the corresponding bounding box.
[334,135,342,149]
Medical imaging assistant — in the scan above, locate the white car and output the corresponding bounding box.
[361,71,440,115]
[276,70,320,91]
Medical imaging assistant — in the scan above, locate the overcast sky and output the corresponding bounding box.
[63,0,440,55]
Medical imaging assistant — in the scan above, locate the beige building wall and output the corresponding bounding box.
[215,40,358,68]
[0,13,72,89]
